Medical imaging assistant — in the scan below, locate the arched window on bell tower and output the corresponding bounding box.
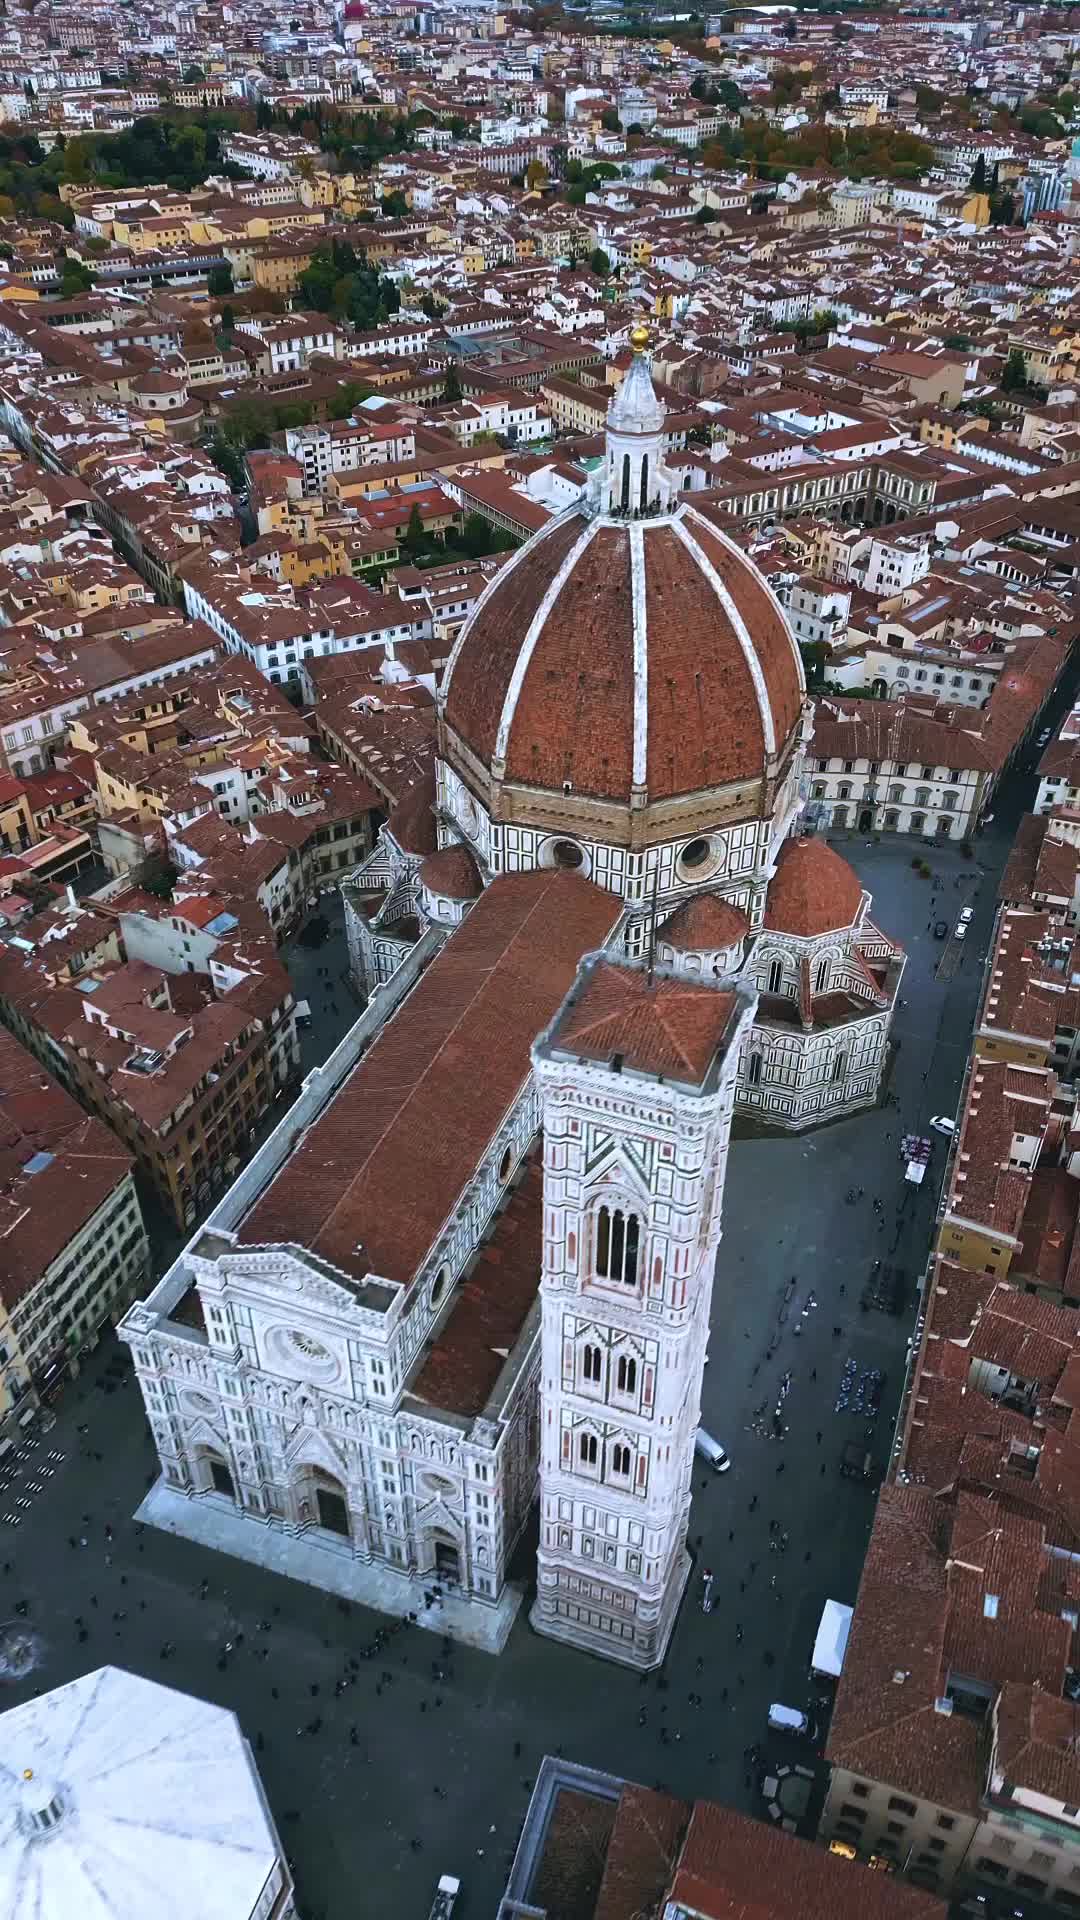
[639,455,649,513]
[595,1204,640,1287]
[621,453,630,512]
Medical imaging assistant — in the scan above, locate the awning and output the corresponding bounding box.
[812,1598,853,1678]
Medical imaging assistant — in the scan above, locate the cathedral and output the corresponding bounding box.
[120,337,904,1669]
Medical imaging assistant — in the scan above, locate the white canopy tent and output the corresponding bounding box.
[812,1598,853,1679]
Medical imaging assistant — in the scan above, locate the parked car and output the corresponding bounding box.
[930,1115,955,1137]
[933,919,948,940]
[1038,728,1053,747]
[695,1429,731,1473]
[954,921,967,941]
[959,906,974,925]
[768,1702,816,1738]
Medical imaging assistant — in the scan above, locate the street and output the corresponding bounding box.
[0,796,1027,1920]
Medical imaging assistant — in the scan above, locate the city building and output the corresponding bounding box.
[499,1755,945,1920]
[0,1024,148,1422]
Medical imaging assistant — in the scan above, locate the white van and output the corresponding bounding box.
[695,1428,730,1473]
[768,1702,815,1737]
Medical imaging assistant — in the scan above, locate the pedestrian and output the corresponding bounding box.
[748,1493,758,1512]
[776,1461,785,1475]
[816,1430,822,1444]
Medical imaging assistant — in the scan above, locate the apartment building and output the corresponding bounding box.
[821,1478,1080,1911]
[0,1025,149,1407]
[0,932,299,1231]
[809,703,991,841]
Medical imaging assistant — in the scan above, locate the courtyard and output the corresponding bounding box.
[0,804,1025,1920]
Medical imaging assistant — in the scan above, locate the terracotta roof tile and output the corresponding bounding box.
[549,959,743,1084]
[240,869,616,1286]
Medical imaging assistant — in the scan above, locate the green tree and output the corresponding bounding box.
[380,189,409,218]
[443,359,463,404]
[220,302,235,334]
[1019,104,1063,140]
[589,246,610,276]
[969,152,987,191]
[460,512,493,559]
[208,262,233,296]
[1001,346,1029,392]
[403,503,425,555]
[208,431,246,489]
[59,257,93,298]
[136,851,177,899]
[600,108,621,133]
[183,64,205,83]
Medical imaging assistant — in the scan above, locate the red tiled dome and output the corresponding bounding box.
[419,844,482,901]
[764,837,864,937]
[659,894,749,952]
[441,500,803,807]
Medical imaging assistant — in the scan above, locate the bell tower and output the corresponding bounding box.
[530,951,757,1669]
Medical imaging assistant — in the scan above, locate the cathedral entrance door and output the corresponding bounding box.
[316,1485,350,1537]
[434,1539,460,1583]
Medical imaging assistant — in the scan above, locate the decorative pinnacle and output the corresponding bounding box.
[630,320,650,353]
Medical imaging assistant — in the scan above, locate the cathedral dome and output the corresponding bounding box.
[439,342,804,824]
[763,836,864,938]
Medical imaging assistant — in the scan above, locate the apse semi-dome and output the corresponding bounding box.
[763,835,865,938]
[439,339,805,838]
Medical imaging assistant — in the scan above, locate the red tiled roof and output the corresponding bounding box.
[551,959,742,1083]
[410,1155,541,1417]
[240,869,617,1287]
[669,1801,946,1920]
